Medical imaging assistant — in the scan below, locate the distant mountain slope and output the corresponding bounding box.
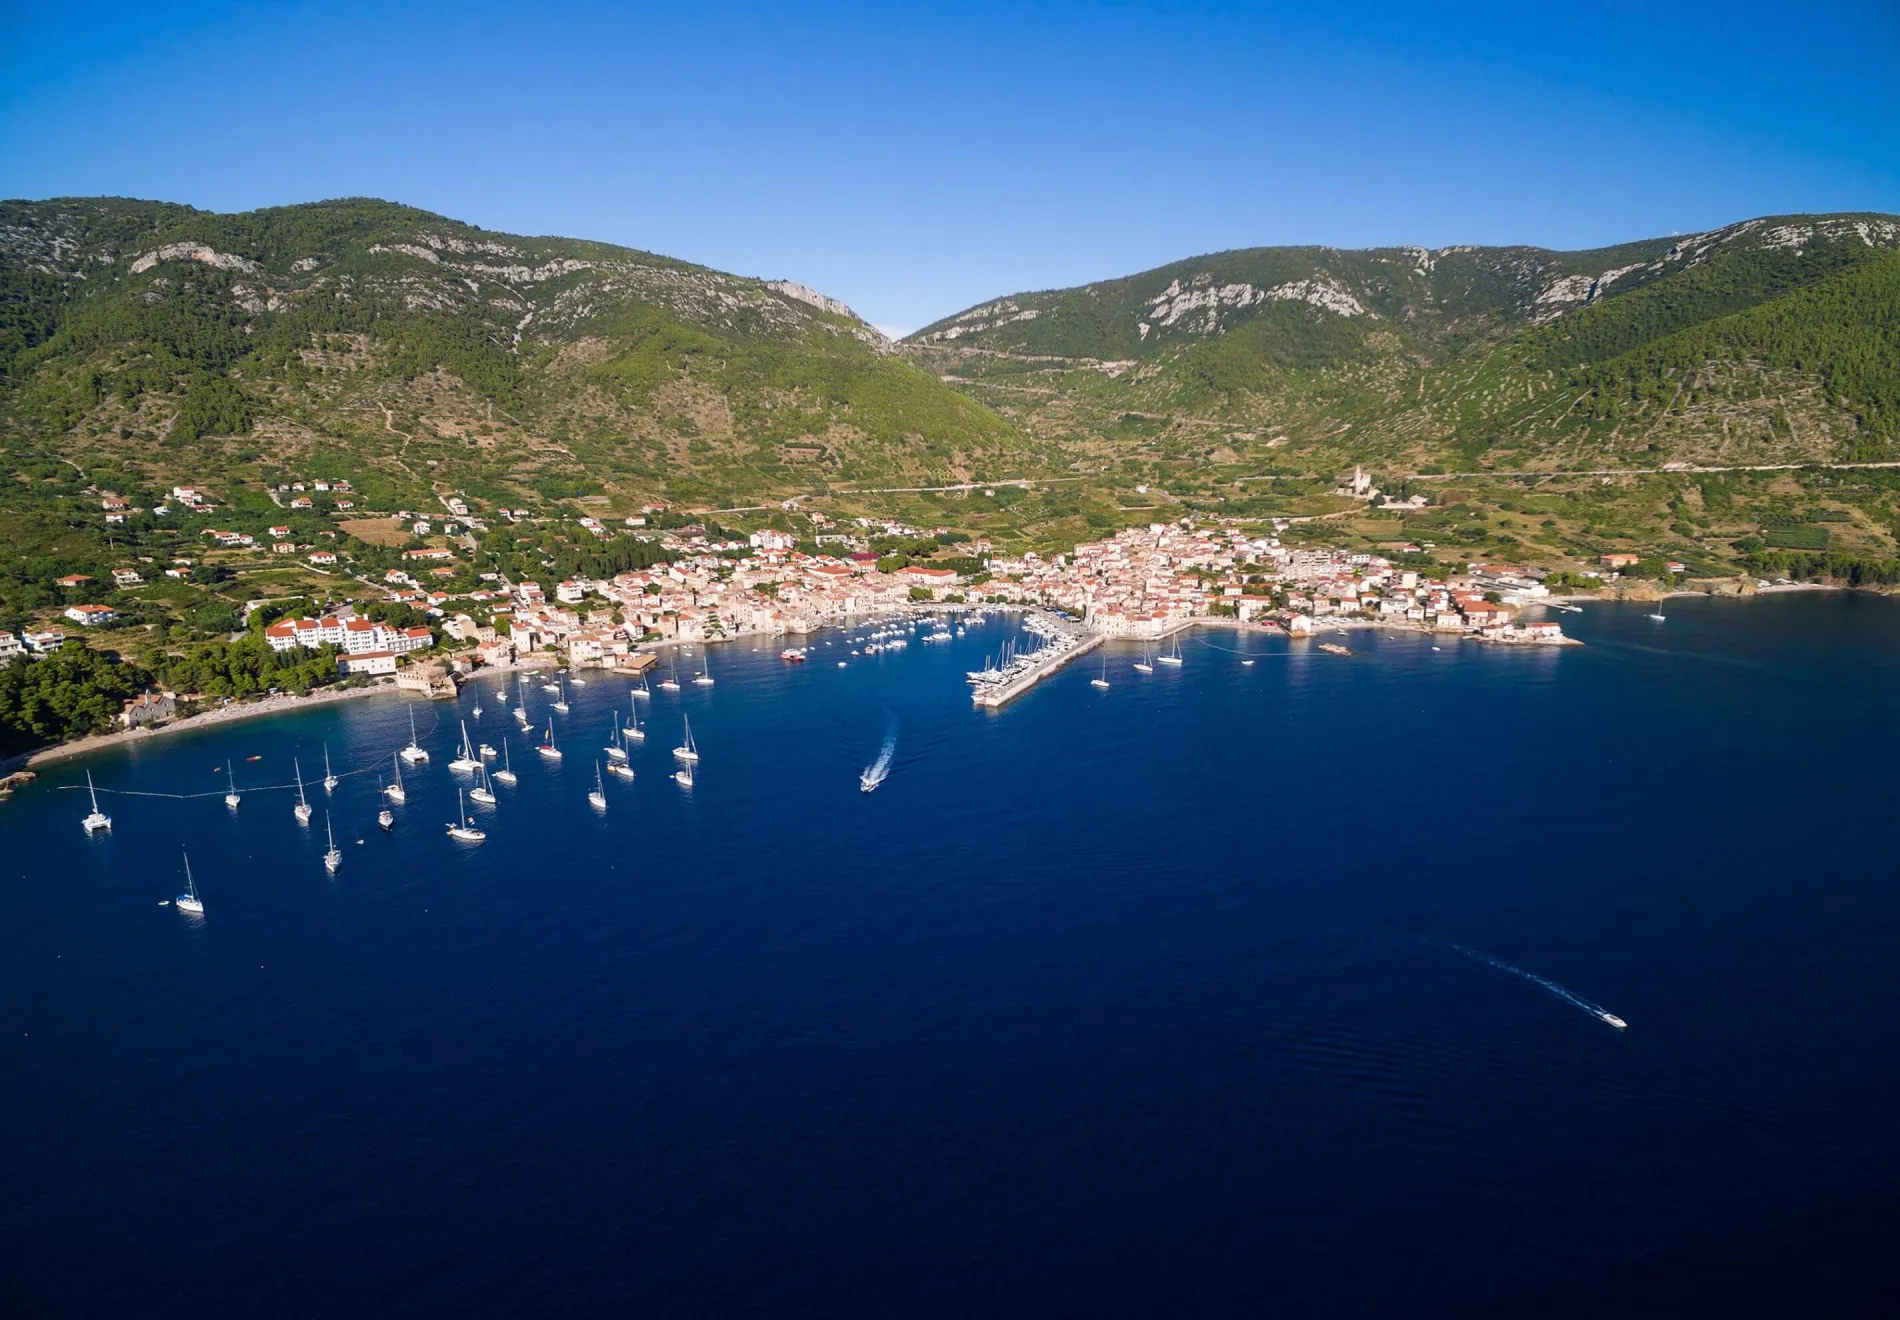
[0,197,1019,509]
[902,213,1900,472]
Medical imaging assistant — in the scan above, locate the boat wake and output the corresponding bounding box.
[1445,943,1627,1029]
[860,721,898,793]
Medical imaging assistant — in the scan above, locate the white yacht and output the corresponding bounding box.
[673,716,700,764]
[625,698,647,743]
[588,763,608,811]
[449,720,481,773]
[538,720,562,760]
[378,806,394,831]
[1157,635,1184,667]
[1133,643,1155,675]
[1090,656,1110,690]
[385,753,408,804]
[174,850,205,914]
[479,742,498,759]
[322,814,342,873]
[492,739,519,786]
[446,789,486,842]
[660,662,682,693]
[401,708,430,763]
[605,712,629,762]
[607,759,635,781]
[1600,1012,1629,1030]
[321,745,339,794]
[81,770,111,835]
[469,764,497,806]
[472,700,483,719]
[693,656,715,687]
[293,760,313,825]
[673,762,695,788]
[1648,609,1667,622]
[552,679,570,715]
[569,675,587,688]
[224,761,241,811]
[632,673,652,701]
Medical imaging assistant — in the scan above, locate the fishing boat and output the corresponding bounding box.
[469,764,497,806]
[552,679,570,715]
[378,807,394,831]
[224,761,241,811]
[605,712,629,762]
[625,698,647,743]
[401,708,430,763]
[385,753,408,804]
[493,739,519,786]
[659,662,682,693]
[293,760,313,824]
[673,716,700,763]
[1090,656,1110,690]
[446,789,486,842]
[322,814,342,873]
[588,763,607,811]
[538,720,562,760]
[1157,635,1184,667]
[322,745,338,794]
[81,771,111,835]
[449,720,481,773]
[174,850,205,914]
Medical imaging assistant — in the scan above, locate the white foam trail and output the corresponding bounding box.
[860,721,898,792]
[1447,943,1625,1028]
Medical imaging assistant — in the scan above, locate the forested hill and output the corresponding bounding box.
[0,196,1017,509]
[901,213,1900,475]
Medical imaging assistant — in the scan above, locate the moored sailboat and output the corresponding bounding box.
[493,739,519,785]
[673,716,700,763]
[174,850,205,914]
[322,813,342,873]
[401,708,430,763]
[81,770,111,835]
[446,788,486,842]
[293,760,313,824]
[224,761,241,811]
[588,762,608,811]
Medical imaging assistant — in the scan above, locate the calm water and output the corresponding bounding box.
[6,596,1900,1316]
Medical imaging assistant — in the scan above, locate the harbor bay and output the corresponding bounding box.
[7,594,1900,1314]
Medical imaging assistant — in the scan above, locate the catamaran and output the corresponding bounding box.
[322,745,339,794]
[552,679,570,715]
[385,753,408,803]
[1157,635,1183,667]
[625,696,646,743]
[605,712,629,762]
[293,760,313,824]
[673,716,700,764]
[174,850,205,914]
[224,761,241,811]
[81,770,111,834]
[401,708,430,763]
[469,763,497,806]
[538,720,562,760]
[1091,656,1110,690]
[588,763,608,811]
[450,720,481,773]
[446,789,486,842]
[493,739,519,786]
[322,813,342,873]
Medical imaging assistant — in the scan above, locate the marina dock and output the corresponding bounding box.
[972,631,1103,708]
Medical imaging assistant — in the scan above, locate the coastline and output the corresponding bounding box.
[6,681,404,773]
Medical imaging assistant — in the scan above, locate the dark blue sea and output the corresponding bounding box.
[7,594,1900,1316]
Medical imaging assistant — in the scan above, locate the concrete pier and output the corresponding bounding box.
[971,632,1104,709]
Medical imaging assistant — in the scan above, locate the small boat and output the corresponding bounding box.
[1600,1013,1628,1030]
[1241,659,1255,666]
[293,760,313,824]
[569,675,587,688]
[385,753,408,803]
[541,680,561,694]
[322,813,342,873]
[224,761,241,811]
[469,764,497,806]
[174,849,205,914]
[322,745,338,794]
[673,716,700,763]
[378,807,394,831]
[479,742,498,759]
[446,789,486,842]
[1157,636,1184,667]
[588,763,607,811]
[401,708,430,763]
[1090,656,1110,691]
[492,739,518,786]
[606,711,629,762]
[81,770,111,835]
[450,720,481,773]
[1647,610,1667,622]
[780,648,807,662]
[606,760,635,781]
[1318,643,1352,657]
[538,720,562,760]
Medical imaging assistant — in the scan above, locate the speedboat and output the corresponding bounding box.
[1601,1013,1628,1030]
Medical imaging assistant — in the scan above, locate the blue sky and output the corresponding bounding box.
[3,0,1896,333]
